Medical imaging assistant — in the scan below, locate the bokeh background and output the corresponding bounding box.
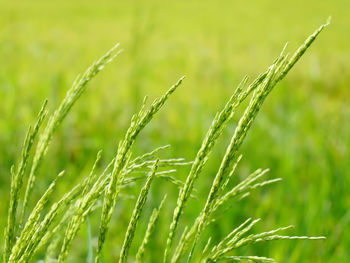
[0,0,349,262]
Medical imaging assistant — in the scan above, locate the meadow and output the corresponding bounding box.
[0,0,349,262]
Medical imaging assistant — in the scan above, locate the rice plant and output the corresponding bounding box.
[2,19,329,263]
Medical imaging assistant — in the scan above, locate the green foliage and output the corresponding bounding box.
[1,19,330,263]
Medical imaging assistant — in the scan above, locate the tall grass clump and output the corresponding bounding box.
[2,19,330,263]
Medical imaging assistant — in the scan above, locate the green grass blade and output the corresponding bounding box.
[9,171,64,263]
[136,195,167,263]
[4,100,48,263]
[118,160,159,263]
[163,75,263,262]
[20,43,122,225]
[95,77,184,262]
[86,216,94,263]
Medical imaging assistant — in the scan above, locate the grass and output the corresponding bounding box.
[1,16,332,262]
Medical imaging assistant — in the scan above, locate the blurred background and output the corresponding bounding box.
[0,0,349,262]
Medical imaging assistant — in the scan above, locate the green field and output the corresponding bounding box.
[0,0,349,262]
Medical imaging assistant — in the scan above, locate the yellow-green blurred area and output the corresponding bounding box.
[0,0,349,262]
